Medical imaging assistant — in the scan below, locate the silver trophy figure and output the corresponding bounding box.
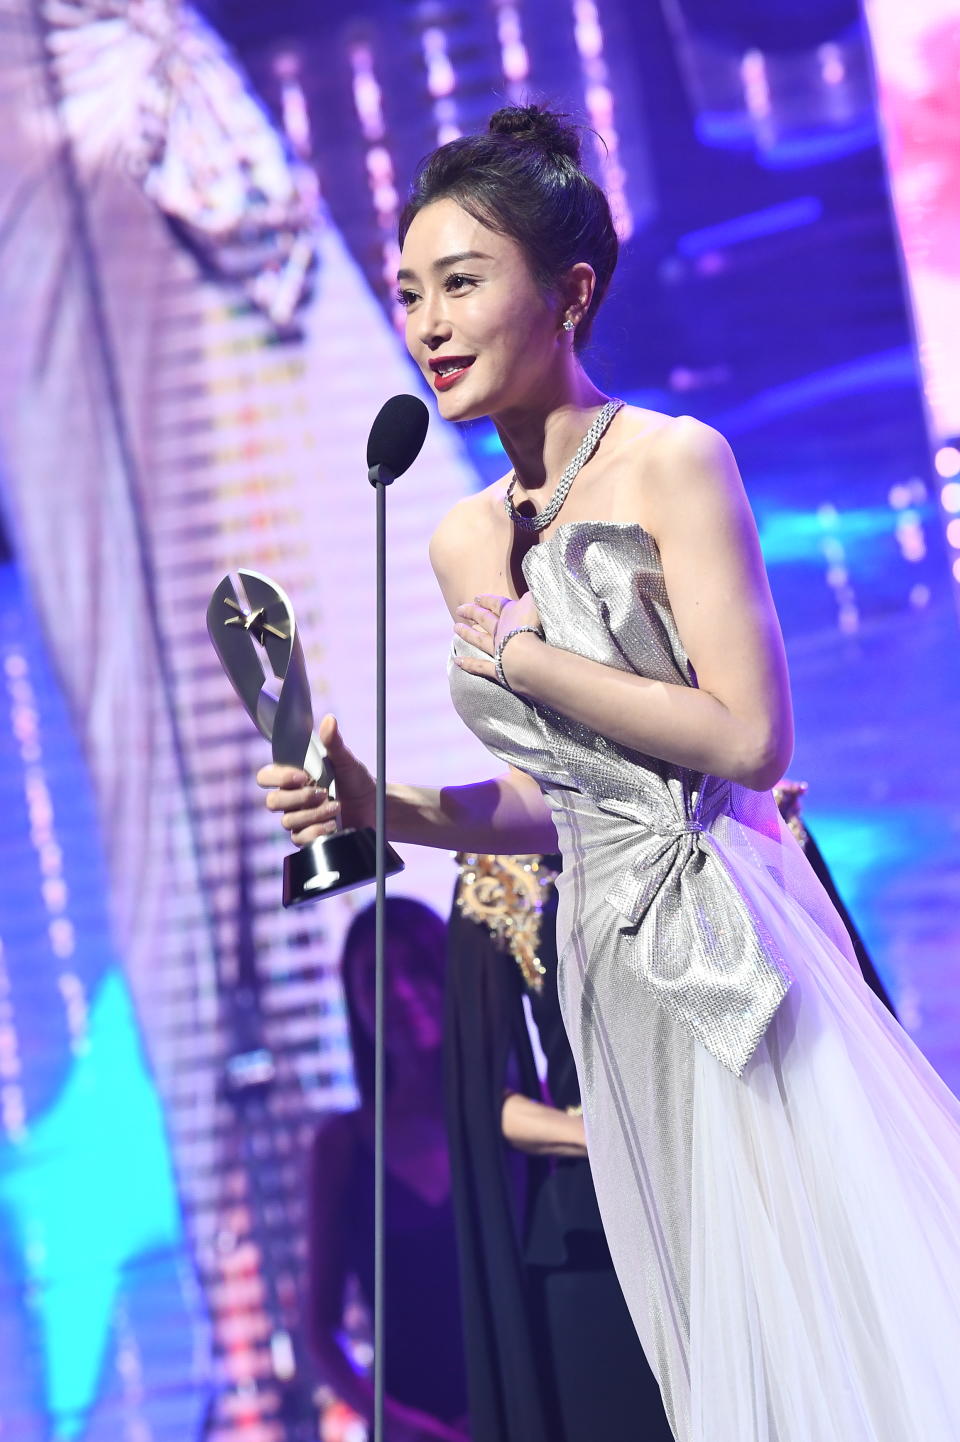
[207,569,404,905]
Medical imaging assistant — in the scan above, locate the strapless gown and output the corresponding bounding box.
[449,521,960,1442]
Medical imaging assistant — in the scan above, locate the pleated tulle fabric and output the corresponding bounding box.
[686,825,960,1442]
[449,520,960,1441]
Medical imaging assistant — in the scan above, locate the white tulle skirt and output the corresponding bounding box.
[553,799,960,1442]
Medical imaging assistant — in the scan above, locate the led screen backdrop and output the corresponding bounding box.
[0,1,958,1439]
[864,0,960,619]
[864,0,960,444]
[0,2,488,1436]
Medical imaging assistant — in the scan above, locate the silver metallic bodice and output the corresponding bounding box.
[449,520,793,1075]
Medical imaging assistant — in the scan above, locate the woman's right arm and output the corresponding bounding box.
[259,492,557,853]
[259,716,557,855]
[387,769,557,853]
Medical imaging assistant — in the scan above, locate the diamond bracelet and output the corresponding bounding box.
[494,625,545,689]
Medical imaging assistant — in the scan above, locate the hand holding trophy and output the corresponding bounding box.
[206,569,404,905]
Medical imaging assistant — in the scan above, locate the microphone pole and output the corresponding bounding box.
[365,393,429,1442]
[372,466,389,1442]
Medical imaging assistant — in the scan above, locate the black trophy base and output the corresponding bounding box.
[282,826,404,906]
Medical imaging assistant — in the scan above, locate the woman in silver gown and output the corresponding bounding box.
[261,106,960,1441]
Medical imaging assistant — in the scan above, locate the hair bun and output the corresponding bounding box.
[487,104,581,165]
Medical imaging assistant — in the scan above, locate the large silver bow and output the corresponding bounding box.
[600,789,793,1077]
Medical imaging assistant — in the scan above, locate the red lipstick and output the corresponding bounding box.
[429,356,475,392]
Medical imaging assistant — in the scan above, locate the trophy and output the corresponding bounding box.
[206,569,404,905]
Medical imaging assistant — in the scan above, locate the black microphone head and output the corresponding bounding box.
[366,394,430,484]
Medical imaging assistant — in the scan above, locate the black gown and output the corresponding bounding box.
[444,864,674,1442]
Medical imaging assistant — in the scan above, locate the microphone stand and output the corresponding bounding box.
[364,394,426,1442]
[368,460,393,1442]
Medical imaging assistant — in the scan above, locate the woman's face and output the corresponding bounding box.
[398,197,563,422]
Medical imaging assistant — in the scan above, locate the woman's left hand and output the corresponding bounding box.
[453,591,541,680]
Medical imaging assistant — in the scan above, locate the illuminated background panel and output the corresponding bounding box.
[0,3,489,1435]
[863,0,960,648]
[863,0,960,444]
[0,565,208,1441]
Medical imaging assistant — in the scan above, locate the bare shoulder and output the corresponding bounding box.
[643,413,736,477]
[429,489,489,566]
[630,413,746,533]
[429,480,506,608]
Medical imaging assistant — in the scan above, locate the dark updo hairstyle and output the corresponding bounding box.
[399,104,618,349]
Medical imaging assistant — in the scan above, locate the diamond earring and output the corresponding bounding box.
[562,318,575,332]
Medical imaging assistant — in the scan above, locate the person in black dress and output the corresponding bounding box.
[446,853,674,1442]
[307,898,469,1442]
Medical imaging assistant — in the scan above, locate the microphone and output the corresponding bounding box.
[367,394,430,485]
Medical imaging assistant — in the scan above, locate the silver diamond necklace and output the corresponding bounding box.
[503,398,624,533]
